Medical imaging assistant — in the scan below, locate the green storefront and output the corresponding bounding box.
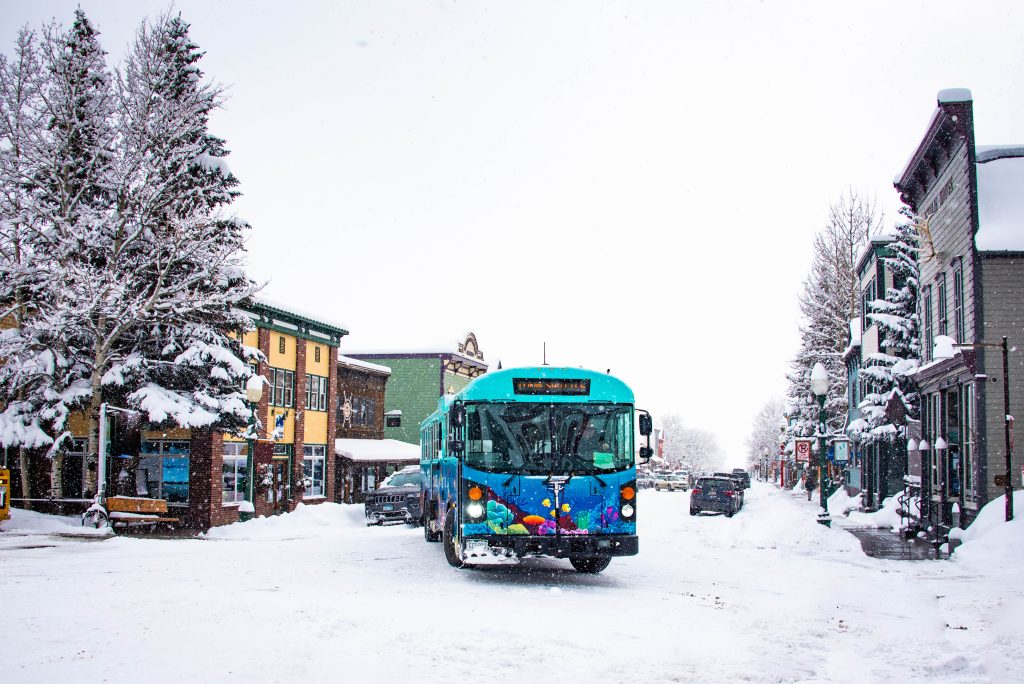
[346,333,488,444]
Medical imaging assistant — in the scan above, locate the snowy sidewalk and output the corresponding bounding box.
[773,481,942,561]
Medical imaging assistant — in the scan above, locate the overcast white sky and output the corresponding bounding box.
[4,1,1023,464]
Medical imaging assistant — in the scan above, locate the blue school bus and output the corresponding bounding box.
[420,366,653,573]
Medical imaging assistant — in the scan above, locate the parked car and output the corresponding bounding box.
[655,473,690,492]
[364,466,423,526]
[713,472,745,507]
[731,468,751,489]
[691,476,742,517]
[637,473,656,489]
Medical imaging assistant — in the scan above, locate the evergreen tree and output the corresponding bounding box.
[848,207,921,443]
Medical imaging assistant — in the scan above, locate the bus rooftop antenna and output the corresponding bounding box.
[543,342,547,366]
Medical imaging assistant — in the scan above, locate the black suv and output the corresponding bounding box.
[713,472,746,507]
[690,476,742,517]
[731,468,751,489]
[364,466,423,526]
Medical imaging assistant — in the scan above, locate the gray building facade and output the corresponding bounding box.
[895,89,1024,533]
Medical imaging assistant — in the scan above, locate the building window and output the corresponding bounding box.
[861,277,876,331]
[386,414,401,428]
[222,442,249,504]
[352,396,376,426]
[953,264,964,343]
[314,346,321,363]
[269,367,295,407]
[138,440,191,503]
[937,273,948,337]
[923,285,933,361]
[303,445,326,498]
[278,336,286,354]
[305,375,328,411]
[944,387,960,499]
[961,383,975,502]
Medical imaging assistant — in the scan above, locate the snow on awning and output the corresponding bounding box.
[338,355,392,375]
[335,438,419,463]
[975,150,1024,251]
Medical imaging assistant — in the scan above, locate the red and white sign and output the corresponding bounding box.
[795,439,812,463]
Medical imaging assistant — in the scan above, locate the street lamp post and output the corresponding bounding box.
[810,362,831,527]
[241,375,264,522]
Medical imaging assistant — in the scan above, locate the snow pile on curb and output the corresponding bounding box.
[715,484,861,554]
[844,493,904,532]
[201,502,365,541]
[949,490,1024,567]
[826,487,863,517]
[0,507,111,537]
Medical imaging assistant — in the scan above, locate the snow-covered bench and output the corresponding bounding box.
[87,496,179,531]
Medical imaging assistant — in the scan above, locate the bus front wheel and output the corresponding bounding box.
[569,556,611,574]
[443,511,465,568]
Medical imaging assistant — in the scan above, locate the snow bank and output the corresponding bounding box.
[826,487,862,517]
[709,484,861,555]
[949,490,1024,567]
[0,507,111,537]
[844,492,904,532]
[201,502,365,541]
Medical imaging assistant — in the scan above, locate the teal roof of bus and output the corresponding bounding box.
[457,367,635,404]
[421,368,636,429]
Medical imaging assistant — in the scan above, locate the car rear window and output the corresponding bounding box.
[698,478,733,488]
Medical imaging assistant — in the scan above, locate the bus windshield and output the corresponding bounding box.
[465,402,633,474]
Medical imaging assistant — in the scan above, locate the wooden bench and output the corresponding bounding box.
[105,496,179,530]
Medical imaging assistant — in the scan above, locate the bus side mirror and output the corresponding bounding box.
[639,413,652,436]
[451,402,466,428]
[447,439,465,455]
[639,446,653,463]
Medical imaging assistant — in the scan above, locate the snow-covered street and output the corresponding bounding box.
[4,483,1021,684]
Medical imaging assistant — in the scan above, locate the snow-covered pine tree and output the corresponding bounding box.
[78,11,260,494]
[785,191,881,446]
[848,207,921,444]
[0,26,50,503]
[0,14,115,498]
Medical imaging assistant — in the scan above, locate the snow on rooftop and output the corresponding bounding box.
[250,296,349,333]
[854,233,896,275]
[384,409,402,416]
[338,355,391,375]
[335,438,419,463]
[937,87,972,104]
[344,347,488,366]
[975,152,1024,251]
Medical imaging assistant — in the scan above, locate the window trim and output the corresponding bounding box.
[269,367,295,408]
[305,374,328,412]
[302,444,327,498]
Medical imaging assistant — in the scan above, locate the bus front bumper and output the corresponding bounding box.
[463,534,638,560]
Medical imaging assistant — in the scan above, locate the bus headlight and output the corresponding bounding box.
[466,502,485,519]
[621,503,634,518]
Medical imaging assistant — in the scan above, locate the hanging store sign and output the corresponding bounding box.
[832,439,850,463]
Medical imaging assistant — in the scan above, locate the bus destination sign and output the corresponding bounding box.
[512,378,591,396]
